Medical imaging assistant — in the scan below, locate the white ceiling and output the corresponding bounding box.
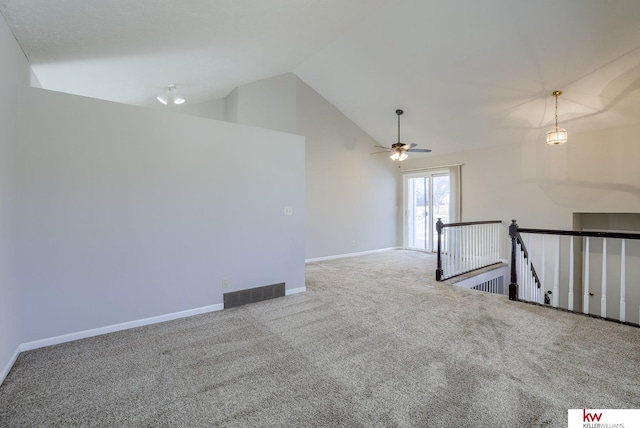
[3,0,640,154]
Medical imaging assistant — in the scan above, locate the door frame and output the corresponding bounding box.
[402,169,448,252]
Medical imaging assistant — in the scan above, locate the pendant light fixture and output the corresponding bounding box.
[157,84,185,105]
[546,90,567,145]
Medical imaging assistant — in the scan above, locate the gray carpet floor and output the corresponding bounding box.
[1,249,639,427]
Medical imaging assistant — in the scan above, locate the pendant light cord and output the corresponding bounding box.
[555,93,559,132]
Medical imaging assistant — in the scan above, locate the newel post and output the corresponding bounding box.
[508,219,518,300]
[436,218,444,281]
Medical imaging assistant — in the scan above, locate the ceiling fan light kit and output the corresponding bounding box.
[546,90,567,145]
[390,149,408,161]
[371,109,432,161]
[157,84,185,105]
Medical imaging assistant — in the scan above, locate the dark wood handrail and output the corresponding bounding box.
[440,220,502,228]
[518,228,640,240]
[515,232,541,290]
[508,219,640,301]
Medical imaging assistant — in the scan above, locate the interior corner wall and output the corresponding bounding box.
[296,78,399,259]
[399,124,640,230]
[14,86,305,344]
[232,73,298,134]
[225,88,239,123]
[0,11,32,382]
[223,73,399,260]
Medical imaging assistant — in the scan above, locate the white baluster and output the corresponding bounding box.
[519,246,524,300]
[474,225,478,270]
[496,224,500,262]
[523,244,528,301]
[553,235,559,307]
[481,225,485,267]
[462,227,467,273]
[498,224,501,261]
[541,234,545,304]
[460,227,464,272]
[468,226,471,271]
[527,234,533,302]
[568,237,574,311]
[476,225,480,269]
[601,238,607,318]
[492,223,497,263]
[451,228,455,275]
[527,251,532,302]
[482,225,486,266]
[480,225,483,267]
[583,237,590,315]
[470,226,474,271]
[448,228,452,276]
[487,224,490,265]
[444,228,449,276]
[445,228,449,277]
[620,239,626,323]
[456,228,461,274]
[473,225,477,270]
[453,227,457,275]
[450,228,454,276]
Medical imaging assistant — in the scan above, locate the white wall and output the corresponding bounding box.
[177,97,226,121]
[296,79,398,259]
[220,73,399,259]
[14,87,305,343]
[230,73,298,134]
[400,125,640,229]
[0,12,32,382]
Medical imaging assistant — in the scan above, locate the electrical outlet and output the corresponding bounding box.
[284,206,293,216]
[222,278,229,289]
[352,240,356,247]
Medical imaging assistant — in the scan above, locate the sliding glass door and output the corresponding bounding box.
[404,171,450,252]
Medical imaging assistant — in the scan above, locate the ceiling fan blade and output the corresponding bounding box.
[373,145,391,150]
[371,150,392,154]
[407,148,432,153]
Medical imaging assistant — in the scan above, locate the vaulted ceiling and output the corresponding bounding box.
[3,0,640,154]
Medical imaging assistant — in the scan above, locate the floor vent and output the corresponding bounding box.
[223,283,285,309]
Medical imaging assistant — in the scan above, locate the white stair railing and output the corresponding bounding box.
[508,220,640,326]
[436,219,503,281]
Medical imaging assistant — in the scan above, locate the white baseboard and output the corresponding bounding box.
[0,347,21,387]
[1,303,223,386]
[1,287,315,386]
[305,247,400,263]
[18,303,224,353]
[286,286,306,296]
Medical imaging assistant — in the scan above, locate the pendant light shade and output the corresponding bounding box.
[546,90,567,145]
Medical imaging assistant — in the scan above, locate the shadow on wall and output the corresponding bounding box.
[488,46,640,139]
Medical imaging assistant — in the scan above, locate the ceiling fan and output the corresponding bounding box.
[373,109,431,161]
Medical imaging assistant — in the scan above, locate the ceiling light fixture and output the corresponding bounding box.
[157,84,185,105]
[546,90,567,145]
[390,148,408,161]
